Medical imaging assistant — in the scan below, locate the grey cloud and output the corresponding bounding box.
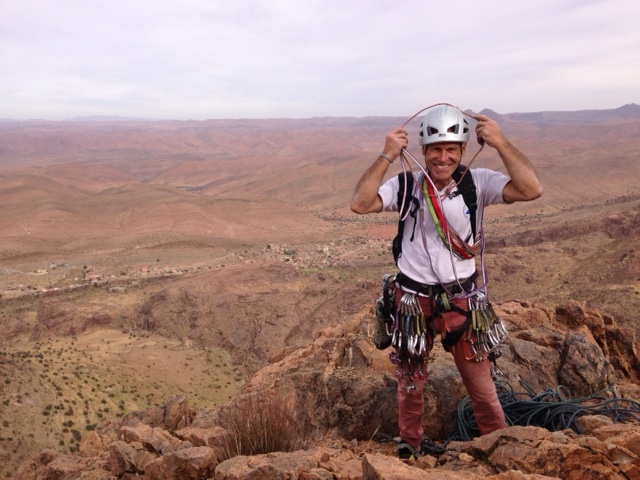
[1,0,638,119]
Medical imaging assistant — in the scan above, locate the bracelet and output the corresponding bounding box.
[379,153,393,164]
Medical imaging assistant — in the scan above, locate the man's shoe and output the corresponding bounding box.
[396,441,418,460]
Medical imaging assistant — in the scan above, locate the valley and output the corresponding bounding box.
[0,107,639,476]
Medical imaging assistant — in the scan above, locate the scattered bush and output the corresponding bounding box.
[220,394,310,460]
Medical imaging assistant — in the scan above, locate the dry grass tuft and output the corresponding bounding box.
[220,394,310,459]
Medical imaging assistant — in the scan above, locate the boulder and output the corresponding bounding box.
[144,446,218,480]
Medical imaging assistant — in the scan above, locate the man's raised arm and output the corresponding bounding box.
[350,128,408,214]
[472,114,543,203]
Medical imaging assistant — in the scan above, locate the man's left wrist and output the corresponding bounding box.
[379,153,394,164]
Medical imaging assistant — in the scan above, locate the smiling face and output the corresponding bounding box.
[422,142,466,190]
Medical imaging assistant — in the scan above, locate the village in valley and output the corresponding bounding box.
[0,235,393,300]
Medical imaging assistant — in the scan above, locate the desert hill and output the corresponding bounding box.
[2,105,639,210]
[0,105,639,477]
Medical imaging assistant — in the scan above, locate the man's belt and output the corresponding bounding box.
[395,271,477,297]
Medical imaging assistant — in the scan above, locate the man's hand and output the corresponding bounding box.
[470,114,506,150]
[470,114,543,203]
[382,127,408,161]
[350,127,408,214]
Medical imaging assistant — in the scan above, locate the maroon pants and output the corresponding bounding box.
[394,291,507,449]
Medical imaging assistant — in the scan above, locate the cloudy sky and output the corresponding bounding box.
[2,0,639,120]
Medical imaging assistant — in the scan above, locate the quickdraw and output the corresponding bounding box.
[382,288,432,389]
[392,293,429,358]
[465,291,508,362]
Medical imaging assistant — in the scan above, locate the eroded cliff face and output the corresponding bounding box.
[15,300,640,479]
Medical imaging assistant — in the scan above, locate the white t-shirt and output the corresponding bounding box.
[378,168,509,285]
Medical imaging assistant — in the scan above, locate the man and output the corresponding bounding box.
[350,104,543,459]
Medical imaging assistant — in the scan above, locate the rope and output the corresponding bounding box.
[440,379,640,450]
[375,379,640,456]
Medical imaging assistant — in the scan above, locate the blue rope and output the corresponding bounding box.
[376,379,640,456]
[447,379,640,445]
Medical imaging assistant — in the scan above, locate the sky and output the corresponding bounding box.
[2,0,639,120]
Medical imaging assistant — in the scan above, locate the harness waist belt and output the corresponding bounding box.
[395,271,477,296]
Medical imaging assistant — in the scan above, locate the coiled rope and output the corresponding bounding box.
[373,379,640,456]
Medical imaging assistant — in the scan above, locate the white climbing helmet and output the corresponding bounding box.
[418,104,470,146]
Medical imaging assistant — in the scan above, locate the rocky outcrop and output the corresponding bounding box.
[15,423,640,479]
[15,301,640,479]
[233,299,639,440]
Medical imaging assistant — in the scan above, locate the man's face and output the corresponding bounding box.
[423,142,466,189]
